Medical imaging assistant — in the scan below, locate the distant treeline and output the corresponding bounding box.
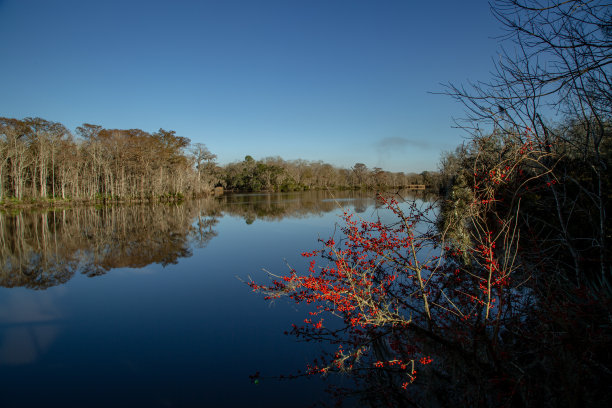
[0,116,441,203]
[221,156,440,192]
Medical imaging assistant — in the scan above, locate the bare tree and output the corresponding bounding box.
[444,0,611,288]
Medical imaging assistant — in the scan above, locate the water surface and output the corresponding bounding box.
[0,190,430,407]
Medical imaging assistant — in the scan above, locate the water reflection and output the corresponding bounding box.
[0,190,436,407]
[0,190,433,289]
[0,204,207,289]
[216,190,378,220]
[0,291,62,365]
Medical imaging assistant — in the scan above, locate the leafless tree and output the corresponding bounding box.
[444,0,611,289]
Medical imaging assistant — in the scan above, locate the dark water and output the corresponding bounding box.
[0,190,430,408]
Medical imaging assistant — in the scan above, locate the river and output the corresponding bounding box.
[0,190,432,407]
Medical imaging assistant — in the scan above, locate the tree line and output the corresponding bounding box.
[0,118,212,202]
[221,155,440,192]
[0,116,441,203]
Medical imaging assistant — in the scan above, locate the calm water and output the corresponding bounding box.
[0,190,431,408]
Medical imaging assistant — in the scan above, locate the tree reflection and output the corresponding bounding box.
[0,190,434,289]
[0,201,218,289]
[215,190,433,222]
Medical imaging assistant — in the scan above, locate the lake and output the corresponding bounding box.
[0,190,431,408]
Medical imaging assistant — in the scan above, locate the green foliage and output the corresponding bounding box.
[221,155,441,192]
[437,173,473,258]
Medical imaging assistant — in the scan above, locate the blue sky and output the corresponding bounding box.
[0,0,501,173]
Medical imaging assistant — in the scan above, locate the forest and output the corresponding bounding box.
[0,117,440,204]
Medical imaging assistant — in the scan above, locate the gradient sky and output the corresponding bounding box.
[0,0,502,173]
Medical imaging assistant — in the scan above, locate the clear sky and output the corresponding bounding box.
[0,0,502,173]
